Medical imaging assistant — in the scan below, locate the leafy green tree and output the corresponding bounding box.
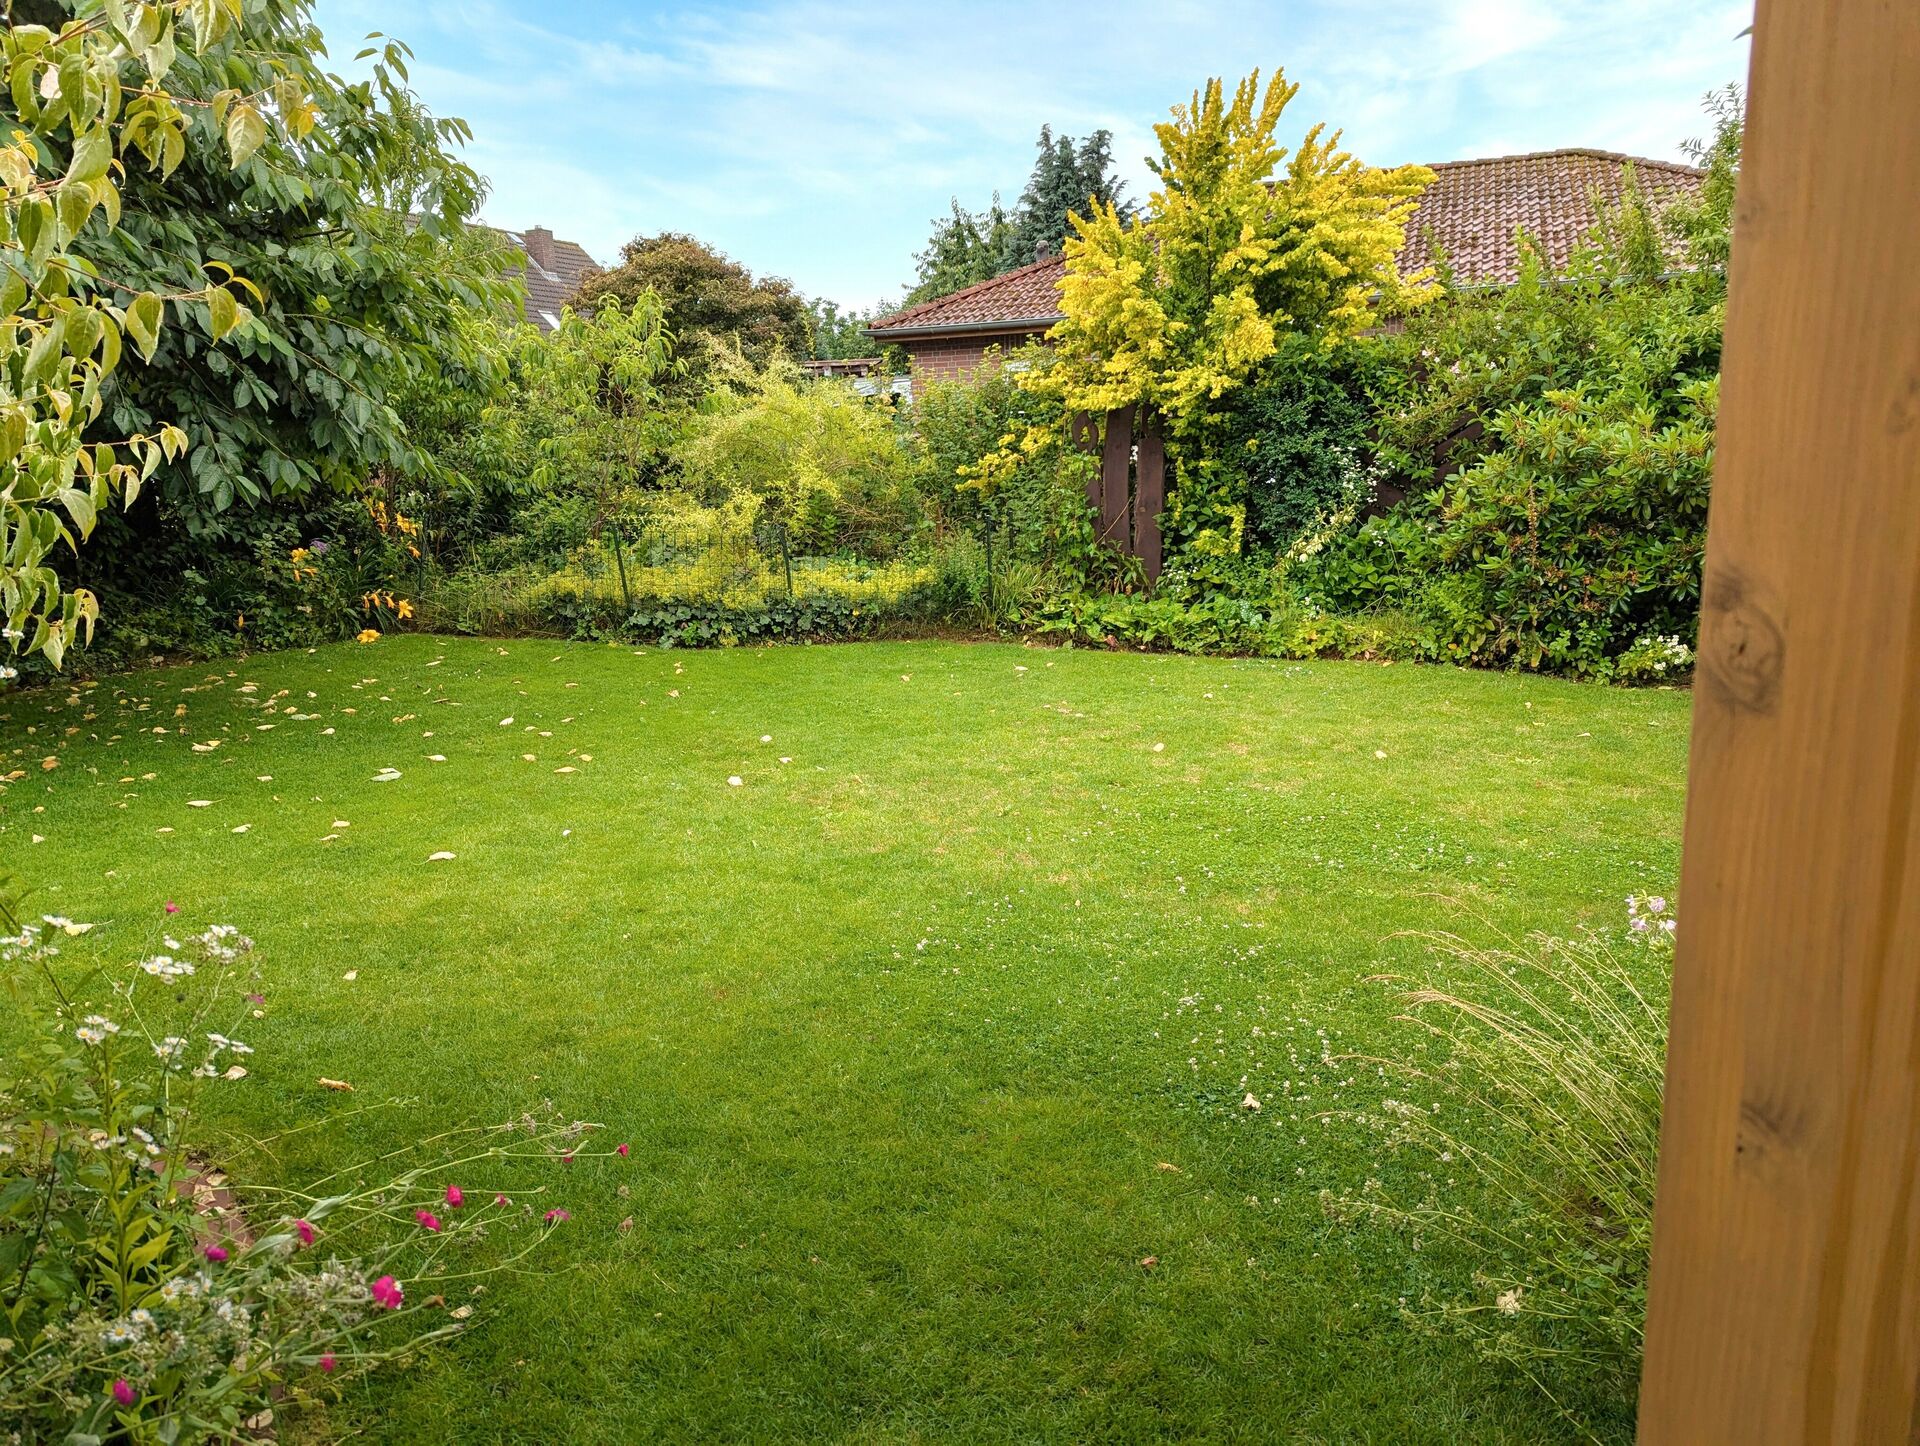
[674,350,916,559]
[40,4,514,537]
[807,296,896,360]
[1,0,286,668]
[903,195,1014,305]
[972,69,1433,564]
[573,232,810,375]
[997,125,1133,271]
[1667,85,1742,269]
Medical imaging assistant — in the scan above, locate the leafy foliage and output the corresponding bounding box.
[574,232,810,377]
[673,350,918,558]
[903,195,1017,306]
[0,0,271,668]
[901,124,1133,304]
[1201,337,1388,552]
[999,125,1133,271]
[1305,168,1730,677]
[1042,69,1432,428]
[64,5,513,532]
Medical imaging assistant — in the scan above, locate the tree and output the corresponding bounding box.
[49,4,514,538]
[902,196,1013,305]
[514,295,682,610]
[900,127,1133,305]
[807,296,895,360]
[997,125,1133,271]
[1,0,285,669]
[573,232,810,374]
[1046,70,1433,426]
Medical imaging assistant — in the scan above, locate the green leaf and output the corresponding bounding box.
[66,128,111,184]
[224,102,266,169]
[124,292,164,361]
[206,285,238,340]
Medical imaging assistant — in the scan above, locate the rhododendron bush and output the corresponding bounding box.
[0,880,622,1442]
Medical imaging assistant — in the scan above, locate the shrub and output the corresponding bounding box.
[674,353,920,559]
[1324,898,1676,1436]
[0,885,618,1441]
[1198,337,1389,552]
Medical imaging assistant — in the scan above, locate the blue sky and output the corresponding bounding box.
[310,0,1752,312]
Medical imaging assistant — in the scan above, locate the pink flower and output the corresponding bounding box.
[164,902,179,915]
[493,1193,510,1207]
[543,1208,571,1224]
[561,1153,574,1164]
[204,1244,229,1263]
[445,1185,463,1208]
[318,1353,337,1374]
[294,1219,316,1246]
[246,992,265,1006]
[616,1143,630,1157]
[111,1378,136,1407]
[415,1210,442,1232]
[370,1275,403,1309]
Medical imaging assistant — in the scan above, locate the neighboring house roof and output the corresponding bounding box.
[866,148,1706,339]
[496,225,601,332]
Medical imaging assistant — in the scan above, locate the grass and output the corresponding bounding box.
[0,637,1690,1442]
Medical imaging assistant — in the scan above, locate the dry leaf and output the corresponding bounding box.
[1155,1162,1182,1173]
[428,851,456,862]
[222,1064,248,1081]
[317,1077,355,1091]
[342,970,358,982]
[1140,1256,1158,1270]
[1242,1093,1261,1111]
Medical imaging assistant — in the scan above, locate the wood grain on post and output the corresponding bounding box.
[1098,405,1135,548]
[1135,414,1166,581]
[1638,2,1920,1441]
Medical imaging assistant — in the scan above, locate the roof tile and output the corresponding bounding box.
[868,148,1706,337]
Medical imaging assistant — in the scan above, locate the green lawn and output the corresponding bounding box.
[0,637,1690,1442]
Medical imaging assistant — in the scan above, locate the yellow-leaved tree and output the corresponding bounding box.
[971,68,1433,560]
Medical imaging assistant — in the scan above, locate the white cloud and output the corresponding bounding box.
[311,0,1751,310]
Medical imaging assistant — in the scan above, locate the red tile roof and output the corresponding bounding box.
[495,227,602,332]
[867,148,1706,338]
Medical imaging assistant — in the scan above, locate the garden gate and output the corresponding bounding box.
[1073,406,1167,581]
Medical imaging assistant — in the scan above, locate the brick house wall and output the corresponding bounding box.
[902,328,1049,385]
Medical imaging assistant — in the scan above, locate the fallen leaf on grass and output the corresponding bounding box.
[1140,1256,1158,1270]
[554,766,576,774]
[428,851,456,862]
[222,1065,248,1081]
[188,800,212,808]
[727,776,743,787]
[1242,1093,1261,1111]
[428,754,447,762]
[231,825,250,835]
[1155,1162,1182,1173]
[342,970,357,981]
[332,820,350,829]
[317,1077,355,1091]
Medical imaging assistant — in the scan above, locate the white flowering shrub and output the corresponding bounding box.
[1322,899,1675,1435]
[1613,633,1695,685]
[0,884,622,1442]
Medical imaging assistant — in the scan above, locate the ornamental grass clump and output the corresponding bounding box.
[0,883,620,1443]
[1323,899,1675,1438]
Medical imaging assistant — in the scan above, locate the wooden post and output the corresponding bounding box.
[1638,3,1920,1442]
[1098,405,1134,548]
[1134,412,1165,583]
